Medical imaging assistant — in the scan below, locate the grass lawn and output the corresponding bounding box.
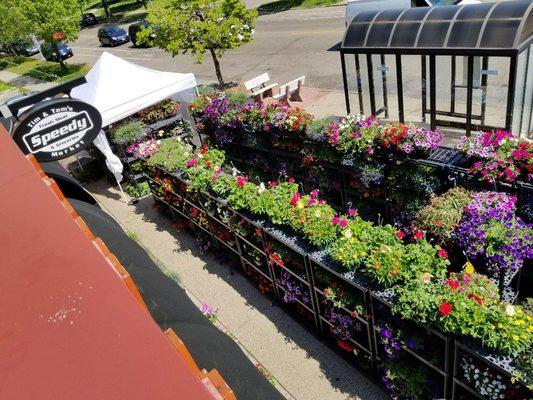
[258,0,342,13]
[5,59,90,83]
[85,0,173,23]
[0,80,28,95]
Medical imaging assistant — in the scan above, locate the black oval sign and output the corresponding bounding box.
[12,98,102,162]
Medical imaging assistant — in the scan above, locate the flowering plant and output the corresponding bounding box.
[395,271,533,354]
[416,187,472,245]
[323,281,365,316]
[456,130,532,183]
[453,192,532,276]
[377,122,443,156]
[327,114,380,158]
[276,271,310,304]
[138,99,180,124]
[126,139,161,158]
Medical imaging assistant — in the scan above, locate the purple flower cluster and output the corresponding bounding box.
[276,271,310,304]
[453,192,533,275]
[379,326,402,360]
[358,163,385,187]
[325,306,363,341]
[408,127,443,153]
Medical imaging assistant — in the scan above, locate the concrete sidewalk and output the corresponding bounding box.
[0,69,55,93]
[86,180,386,400]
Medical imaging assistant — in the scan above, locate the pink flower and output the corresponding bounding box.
[331,216,340,225]
[396,231,406,239]
[339,219,348,228]
[414,230,424,240]
[288,177,295,183]
[347,208,358,217]
[446,279,460,290]
[310,189,319,198]
[307,198,317,206]
[437,249,448,259]
[186,159,198,167]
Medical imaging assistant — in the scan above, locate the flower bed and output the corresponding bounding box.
[136,134,532,399]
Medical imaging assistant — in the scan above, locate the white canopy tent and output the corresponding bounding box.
[71,51,197,127]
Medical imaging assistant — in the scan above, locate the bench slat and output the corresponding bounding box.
[244,72,270,90]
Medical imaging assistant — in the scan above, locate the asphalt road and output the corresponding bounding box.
[69,6,347,90]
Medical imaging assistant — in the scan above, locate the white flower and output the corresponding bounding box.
[237,34,244,41]
[243,24,249,29]
[258,182,266,194]
[344,229,352,239]
[232,167,238,176]
[314,210,321,218]
[505,304,515,316]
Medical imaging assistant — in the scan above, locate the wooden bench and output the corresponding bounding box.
[244,73,278,101]
[273,76,305,103]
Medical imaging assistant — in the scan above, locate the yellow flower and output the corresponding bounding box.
[512,335,519,341]
[497,323,504,328]
[297,200,305,209]
[464,262,475,275]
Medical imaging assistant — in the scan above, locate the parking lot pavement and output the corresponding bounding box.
[70,7,347,90]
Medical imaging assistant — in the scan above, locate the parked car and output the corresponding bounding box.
[98,25,130,47]
[2,39,40,57]
[81,13,98,27]
[128,20,155,47]
[40,43,73,62]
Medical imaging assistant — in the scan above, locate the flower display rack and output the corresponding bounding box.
[370,289,453,399]
[144,162,531,400]
[109,115,192,196]
[452,341,531,400]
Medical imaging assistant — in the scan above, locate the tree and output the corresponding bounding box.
[0,0,31,50]
[101,0,111,19]
[141,0,257,87]
[21,0,82,69]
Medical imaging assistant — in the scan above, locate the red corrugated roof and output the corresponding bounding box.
[0,125,215,400]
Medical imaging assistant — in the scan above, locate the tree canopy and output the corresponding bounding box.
[141,0,258,86]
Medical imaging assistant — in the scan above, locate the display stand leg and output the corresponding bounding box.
[116,179,137,205]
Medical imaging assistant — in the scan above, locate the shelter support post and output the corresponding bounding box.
[480,56,489,126]
[451,56,456,114]
[421,56,427,123]
[355,54,364,115]
[466,56,474,136]
[367,54,376,116]
[396,54,404,123]
[505,55,518,132]
[380,54,389,118]
[429,55,436,131]
[340,52,351,115]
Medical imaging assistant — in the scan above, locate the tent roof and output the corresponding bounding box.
[71,52,197,127]
[341,1,533,55]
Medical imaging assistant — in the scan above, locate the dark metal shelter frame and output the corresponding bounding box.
[339,1,533,136]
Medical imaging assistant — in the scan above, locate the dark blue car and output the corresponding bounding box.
[98,25,130,47]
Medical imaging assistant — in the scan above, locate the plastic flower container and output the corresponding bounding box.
[452,341,532,400]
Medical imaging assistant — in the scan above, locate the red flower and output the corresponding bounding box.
[337,340,354,352]
[236,176,248,187]
[447,279,460,290]
[53,32,64,40]
[290,192,301,206]
[396,231,406,239]
[437,249,448,259]
[468,293,484,305]
[414,230,424,240]
[288,177,295,183]
[439,302,453,317]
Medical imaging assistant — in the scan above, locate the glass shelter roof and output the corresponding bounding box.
[341,1,533,55]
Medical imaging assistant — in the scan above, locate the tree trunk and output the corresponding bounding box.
[101,0,111,18]
[55,42,67,71]
[209,48,224,88]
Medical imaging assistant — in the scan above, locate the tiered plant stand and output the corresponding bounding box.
[143,161,532,400]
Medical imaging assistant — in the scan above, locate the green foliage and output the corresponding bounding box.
[227,91,249,106]
[140,0,257,85]
[395,273,533,355]
[126,181,150,198]
[21,0,81,45]
[146,137,193,171]
[258,0,342,13]
[416,187,472,244]
[110,120,146,145]
[138,99,181,124]
[0,1,31,48]
[227,181,259,210]
[255,182,298,225]
[306,116,337,140]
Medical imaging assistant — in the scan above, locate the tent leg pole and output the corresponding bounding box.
[116,179,137,205]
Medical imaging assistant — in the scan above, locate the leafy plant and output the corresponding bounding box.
[416,187,472,244]
[126,181,150,198]
[110,120,146,145]
[146,137,193,171]
[138,99,181,124]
